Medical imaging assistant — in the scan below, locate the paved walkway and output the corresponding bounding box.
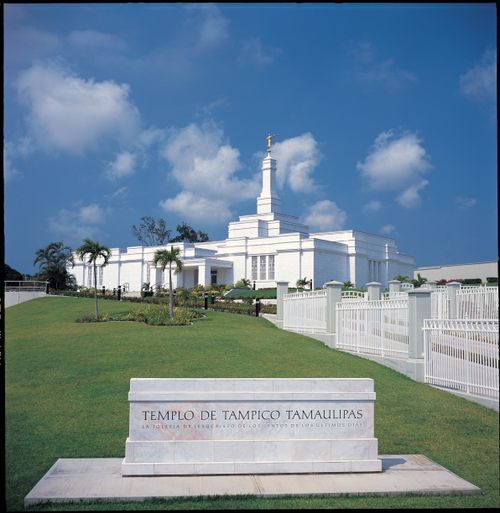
[24,454,479,506]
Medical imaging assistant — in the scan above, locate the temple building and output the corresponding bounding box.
[71,136,415,291]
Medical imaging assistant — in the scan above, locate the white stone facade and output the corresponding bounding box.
[71,151,415,291]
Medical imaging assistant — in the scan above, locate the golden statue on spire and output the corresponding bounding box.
[266,132,277,156]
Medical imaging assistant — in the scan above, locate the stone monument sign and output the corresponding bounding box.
[122,378,382,476]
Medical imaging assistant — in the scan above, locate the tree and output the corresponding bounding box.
[171,222,209,243]
[296,277,309,290]
[392,274,411,283]
[235,278,251,289]
[411,273,428,288]
[5,264,23,281]
[152,246,183,320]
[76,239,111,320]
[33,242,75,290]
[132,216,171,246]
[343,280,354,288]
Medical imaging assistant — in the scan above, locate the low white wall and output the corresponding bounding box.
[5,291,47,308]
[416,262,498,283]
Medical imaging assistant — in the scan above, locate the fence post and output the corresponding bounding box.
[408,289,432,382]
[276,281,289,328]
[325,281,343,337]
[367,282,381,301]
[447,282,460,319]
[388,280,401,295]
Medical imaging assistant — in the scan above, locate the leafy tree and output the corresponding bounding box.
[76,239,111,320]
[132,216,171,246]
[152,246,183,320]
[33,242,75,290]
[5,264,23,281]
[411,273,428,288]
[296,277,310,290]
[392,274,411,283]
[171,222,209,243]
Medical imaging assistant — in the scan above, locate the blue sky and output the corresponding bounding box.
[4,3,497,275]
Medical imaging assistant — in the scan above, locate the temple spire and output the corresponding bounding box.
[257,133,281,214]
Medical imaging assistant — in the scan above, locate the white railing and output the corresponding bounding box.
[283,289,327,333]
[457,287,498,320]
[401,282,414,290]
[341,290,367,302]
[424,319,499,400]
[4,280,48,292]
[383,291,408,300]
[336,299,409,358]
[4,281,48,308]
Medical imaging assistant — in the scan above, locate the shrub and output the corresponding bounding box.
[462,278,482,285]
[235,278,251,289]
[123,304,202,326]
[76,313,110,323]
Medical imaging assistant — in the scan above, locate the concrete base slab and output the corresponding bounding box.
[24,454,479,506]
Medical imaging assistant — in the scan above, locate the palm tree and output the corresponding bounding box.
[152,246,183,320]
[33,241,74,290]
[76,238,111,320]
[411,273,428,288]
[296,277,309,291]
[392,274,411,283]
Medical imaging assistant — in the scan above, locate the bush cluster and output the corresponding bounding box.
[76,313,112,323]
[123,305,203,326]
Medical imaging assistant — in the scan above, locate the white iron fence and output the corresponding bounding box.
[424,319,499,400]
[282,289,327,333]
[431,289,449,319]
[341,290,367,302]
[336,299,409,358]
[457,287,498,320]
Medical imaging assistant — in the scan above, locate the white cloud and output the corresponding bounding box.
[4,142,20,181]
[68,30,126,52]
[79,204,105,224]
[354,59,416,91]
[159,121,259,223]
[396,179,429,208]
[357,130,432,207]
[238,37,281,69]
[350,41,374,63]
[364,200,382,212]
[105,151,136,180]
[380,224,396,235]
[455,196,477,210]
[16,63,141,155]
[195,4,229,51]
[111,186,129,200]
[304,200,347,231]
[5,26,61,66]
[160,191,231,224]
[271,133,322,193]
[49,203,106,243]
[4,137,33,182]
[460,49,496,102]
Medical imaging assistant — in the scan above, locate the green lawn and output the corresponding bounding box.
[5,297,499,510]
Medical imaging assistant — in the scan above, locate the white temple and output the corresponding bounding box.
[71,136,415,291]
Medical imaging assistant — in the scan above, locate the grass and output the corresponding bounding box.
[5,297,499,510]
